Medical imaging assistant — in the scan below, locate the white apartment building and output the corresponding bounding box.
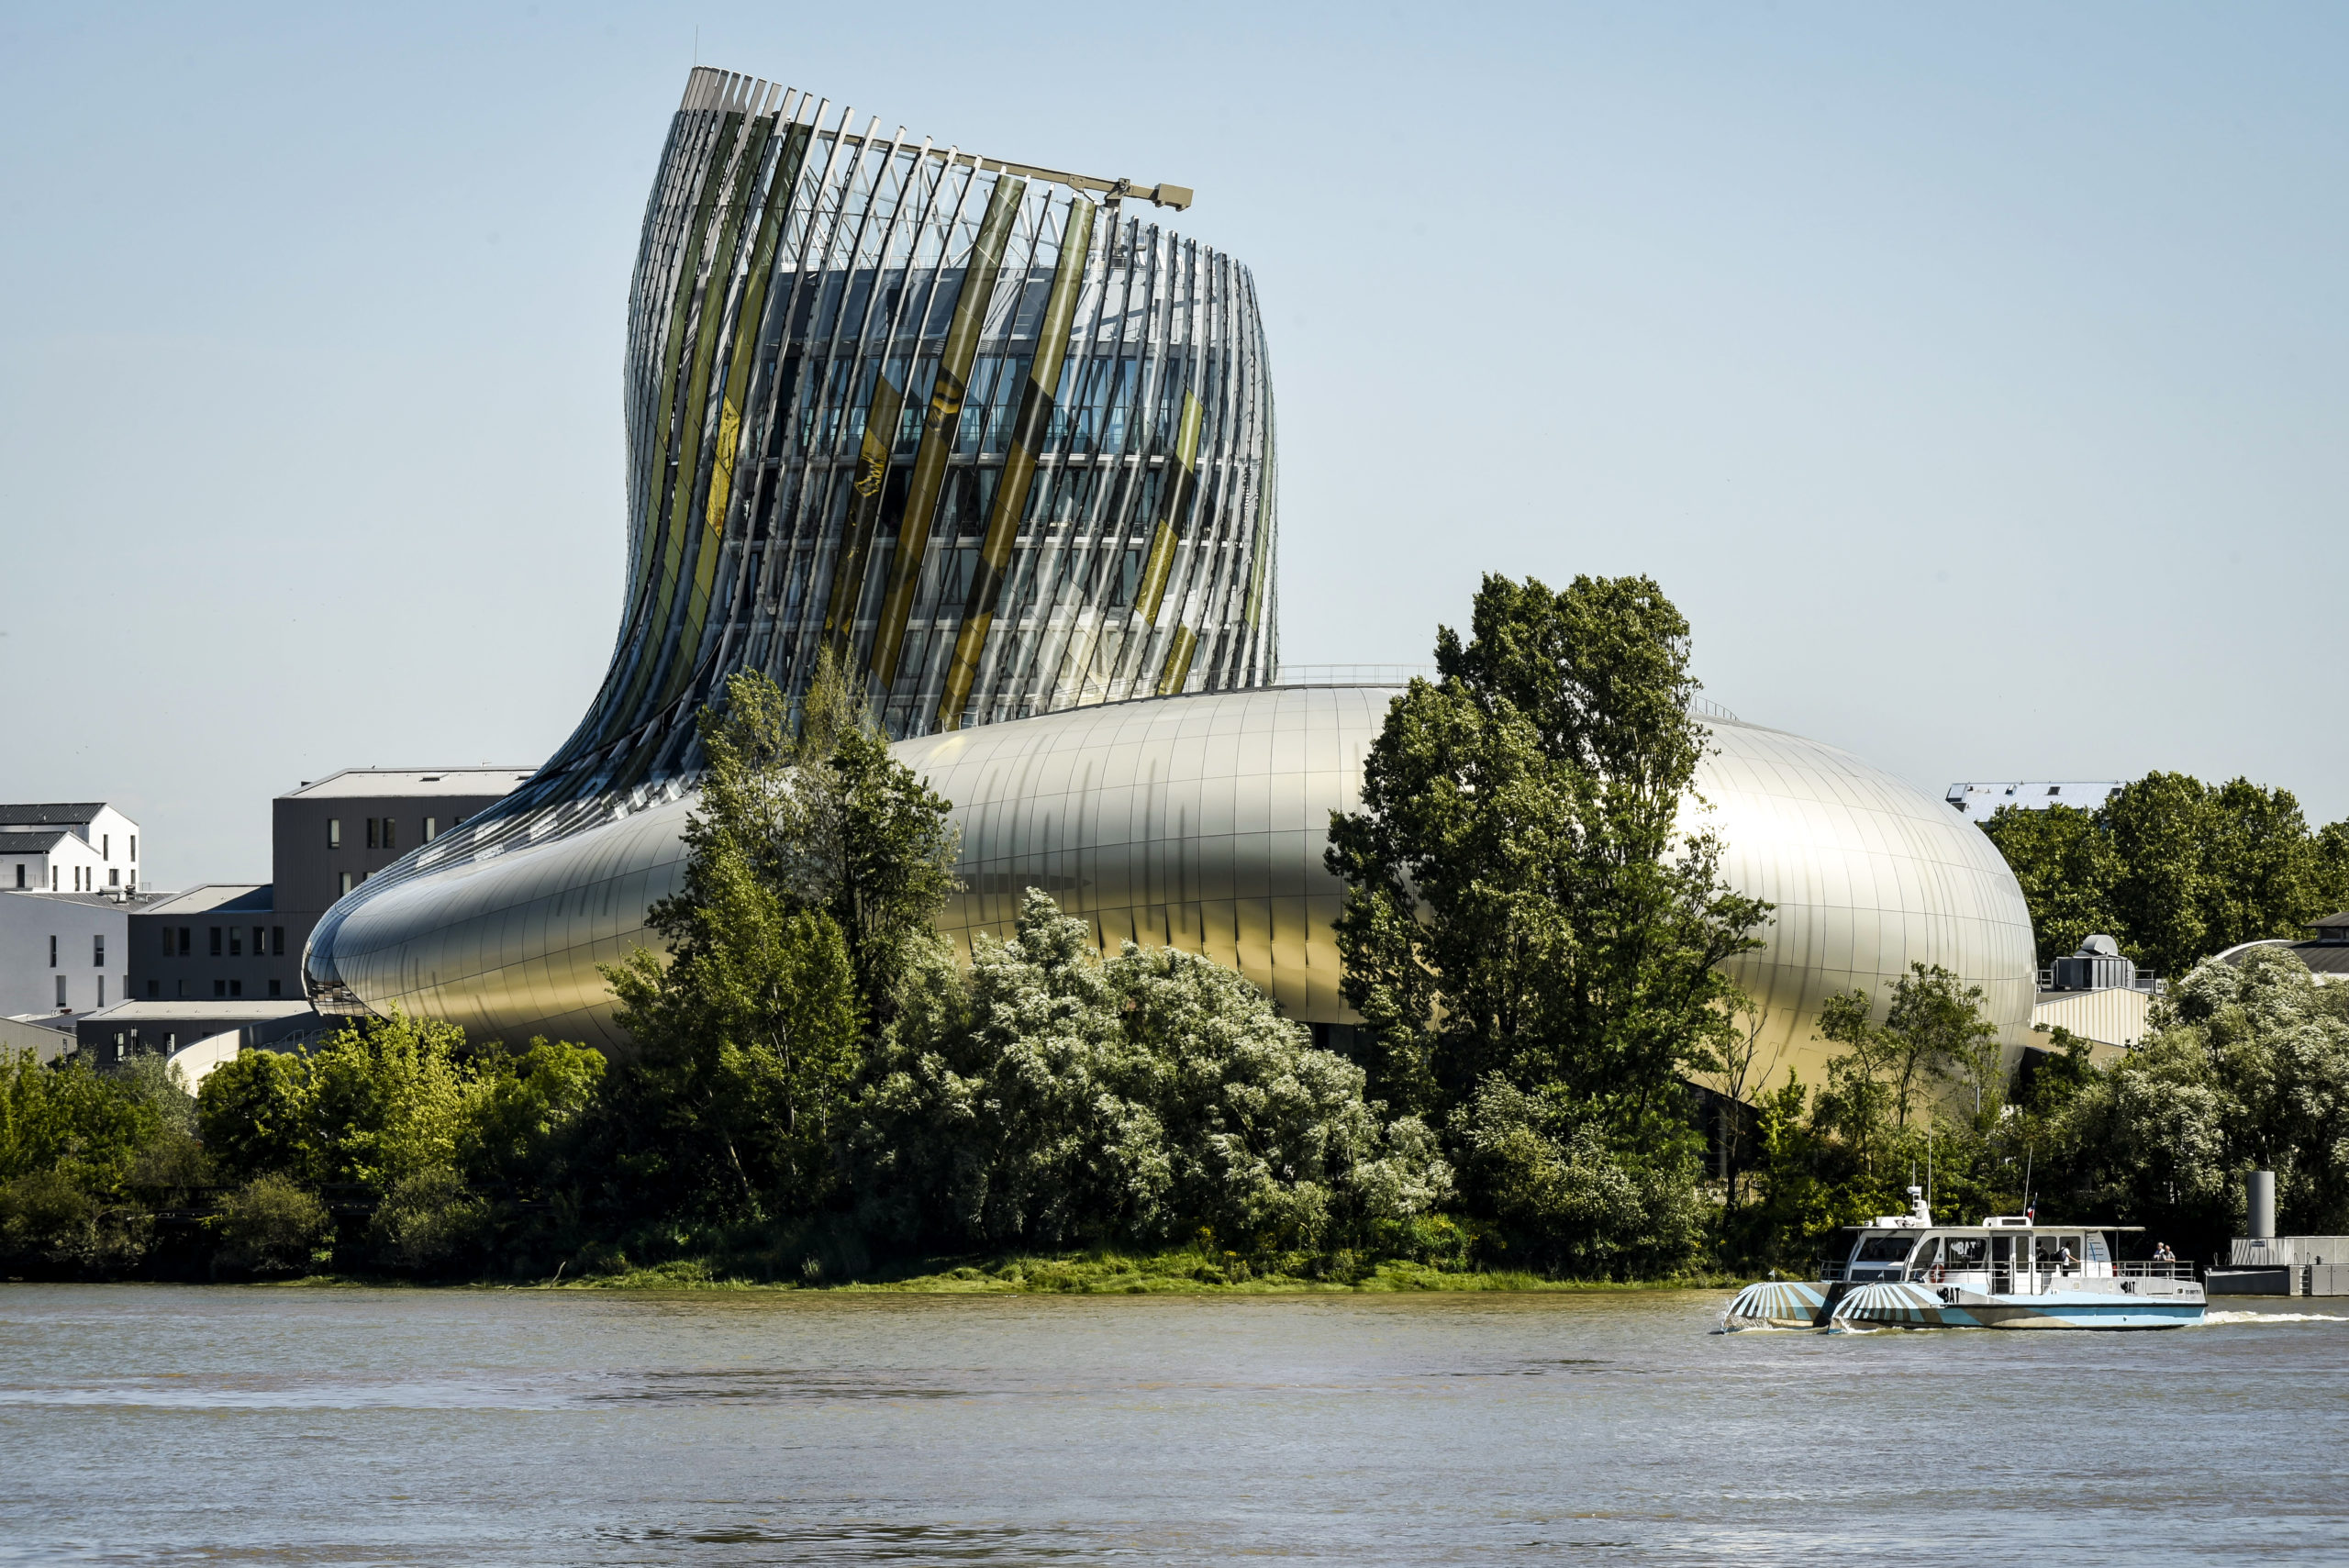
[0,888,150,1020]
[0,803,144,894]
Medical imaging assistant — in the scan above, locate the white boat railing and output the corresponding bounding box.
[1817,1258,2196,1287]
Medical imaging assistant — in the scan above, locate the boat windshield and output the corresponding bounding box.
[1852,1235,1922,1263]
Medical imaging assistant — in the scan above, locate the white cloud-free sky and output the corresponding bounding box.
[2,3,2342,888]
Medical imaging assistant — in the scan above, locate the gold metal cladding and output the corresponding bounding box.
[1135,389,1205,627]
[1154,625,1197,695]
[632,110,775,714]
[1242,417,1274,634]
[868,174,1028,692]
[935,197,1097,732]
[823,372,907,656]
[306,690,2037,1059]
[668,120,815,711]
[602,106,750,745]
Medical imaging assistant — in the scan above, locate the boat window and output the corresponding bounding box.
[2033,1235,2084,1264]
[1909,1237,1942,1269]
[1854,1235,1922,1262]
[1943,1237,1987,1267]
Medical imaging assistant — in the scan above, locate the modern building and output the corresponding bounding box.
[126,768,528,1006]
[1945,781,2123,819]
[73,998,324,1069]
[132,884,288,1000]
[0,803,143,894]
[2029,933,2159,1057]
[305,66,1277,1025]
[899,686,2037,1090]
[303,67,2040,1098]
[2218,913,2349,982]
[0,886,157,1020]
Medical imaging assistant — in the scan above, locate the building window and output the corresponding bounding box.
[55,975,66,1008]
[178,926,190,954]
[340,872,354,895]
[108,869,119,887]
[50,866,57,890]
[148,980,159,997]
[229,929,243,957]
[268,979,283,998]
[102,834,109,861]
[229,979,243,998]
[366,817,378,850]
[383,817,397,852]
[424,817,439,841]
[252,926,264,957]
[212,979,225,997]
[160,927,173,957]
[48,935,56,968]
[130,835,137,862]
[328,817,342,851]
[272,926,285,956]
[96,975,106,1007]
[209,927,223,957]
[94,935,105,967]
[12,865,20,888]
[176,979,186,999]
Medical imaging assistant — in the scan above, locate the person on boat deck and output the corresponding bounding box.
[2057,1243,2075,1273]
[2154,1242,2176,1262]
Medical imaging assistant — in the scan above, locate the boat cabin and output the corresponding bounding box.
[1825,1192,2183,1295]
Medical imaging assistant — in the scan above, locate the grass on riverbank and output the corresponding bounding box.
[544,1251,1753,1295]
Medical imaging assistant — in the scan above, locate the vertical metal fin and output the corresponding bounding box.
[1135,388,1205,626]
[867,172,1028,692]
[662,120,816,711]
[934,196,1097,731]
[1155,625,1197,696]
[823,373,907,659]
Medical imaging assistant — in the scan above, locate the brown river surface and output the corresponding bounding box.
[1,1284,2343,1563]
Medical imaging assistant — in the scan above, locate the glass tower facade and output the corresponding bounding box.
[584,66,1275,768]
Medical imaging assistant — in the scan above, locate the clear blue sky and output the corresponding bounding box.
[2,2,2342,888]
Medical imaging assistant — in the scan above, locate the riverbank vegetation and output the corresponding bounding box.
[7,577,2349,1286]
[1982,773,2349,976]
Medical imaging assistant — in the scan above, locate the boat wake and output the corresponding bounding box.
[2200,1310,2349,1326]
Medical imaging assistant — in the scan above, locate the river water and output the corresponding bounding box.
[2,1285,2343,1564]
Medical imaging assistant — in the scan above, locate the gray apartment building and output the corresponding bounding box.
[128,768,532,1005]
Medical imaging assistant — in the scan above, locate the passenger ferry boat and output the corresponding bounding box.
[1723,1189,2206,1330]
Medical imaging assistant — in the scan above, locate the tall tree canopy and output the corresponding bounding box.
[601,652,959,1223]
[1982,772,2349,976]
[1325,573,1770,1129]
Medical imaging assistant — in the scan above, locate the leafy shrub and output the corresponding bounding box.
[1449,1075,1700,1277]
[849,889,1452,1254]
[212,1173,331,1276]
[371,1166,490,1273]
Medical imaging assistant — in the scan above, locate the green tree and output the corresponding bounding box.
[2313,819,2349,915]
[212,1173,333,1276]
[1979,803,2119,966]
[599,654,947,1225]
[1985,772,2338,980]
[846,889,1450,1255]
[1882,963,2002,1126]
[0,1051,168,1275]
[1325,573,1770,1129]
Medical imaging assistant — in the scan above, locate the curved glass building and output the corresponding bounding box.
[306,67,1277,1034]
